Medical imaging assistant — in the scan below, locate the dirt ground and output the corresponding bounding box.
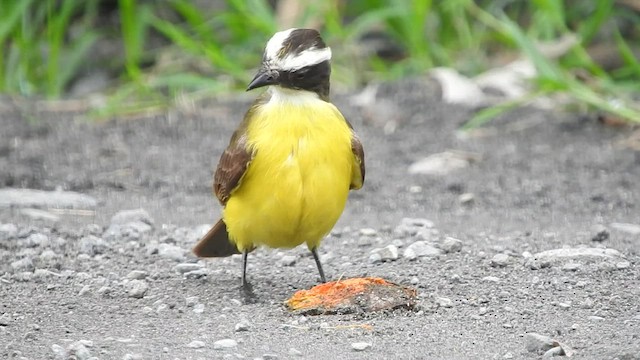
[1,79,639,359]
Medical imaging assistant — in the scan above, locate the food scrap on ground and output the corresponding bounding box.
[286,277,417,315]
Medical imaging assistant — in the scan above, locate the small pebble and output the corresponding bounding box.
[187,340,205,349]
[490,253,510,267]
[482,276,500,283]
[11,257,34,272]
[193,303,205,313]
[458,193,474,204]
[67,341,91,360]
[288,348,303,356]
[185,296,199,307]
[525,332,555,353]
[78,285,91,296]
[588,316,605,321]
[368,252,382,264]
[351,342,372,351]
[235,320,250,332]
[359,228,377,236]
[440,237,463,253]
[403,241,441,260]
[127,280,149,299]
[436,297,453,308]
[174,263,203,274]
[213,339,238,349]
[0,313,11,326]
[280,255,297,266]
[127,270,148,279]
[561,262,581,272]
[616,261,631,269]
[263,354,278,359]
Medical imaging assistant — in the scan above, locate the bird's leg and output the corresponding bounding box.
[242,250,249,289]
[310,247,327,283]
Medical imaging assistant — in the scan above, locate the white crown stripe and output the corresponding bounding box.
[264,28,332,71]
[265,28,295,60]
[277,47,332,71]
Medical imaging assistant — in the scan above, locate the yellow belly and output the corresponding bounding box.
[223,94,354,252]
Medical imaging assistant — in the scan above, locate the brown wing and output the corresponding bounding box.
[350,131,365,190]
[212,96,267,204]
[213,132,252,205]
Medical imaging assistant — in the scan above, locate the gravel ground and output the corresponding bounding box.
[1,79,639,359]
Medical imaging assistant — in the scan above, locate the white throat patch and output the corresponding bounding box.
[264,28,332,72]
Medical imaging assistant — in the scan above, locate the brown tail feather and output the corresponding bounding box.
[193,219,240,257]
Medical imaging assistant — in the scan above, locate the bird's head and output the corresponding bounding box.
[247,28,332,98]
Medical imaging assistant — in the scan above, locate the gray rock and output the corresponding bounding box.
[482,276,500,283]
[79,236,108,256]
[51,344,68,359]
[78,285,91,296]
[213,338,238,349]
[193,303,205,313]
[534,247,623,261]
[127,280,149,299]
[263,354,279,359]
[184,268,209,279]
[123,221,153,234]
[617,260,631,269]
[67,341,91,360]
[591,224,609,242]
[158,244,185,262]
[0,313,11,326]
[458,193,475,204]
[22,233,49,248]
[122,354,143,360]
[408,151,476,176]
[187,340,206,349]
[525,333,555,353]
[20,208,60,222]
[110,209,154,226]
[288,348,303,356]
[436,297,453,308]
[440,237,463,253]
[174,263,203,274]
[127,270,148,279]
[11,257,34,272]
[235,320,250,332]
[403,241,441,260]
[280,255,297,266]
[370,245,399,262]
[97,286,111,296]
[351,342,372,351]
[368,252,382,264]
[185,296,199,307]
[394,218,434,237]
[561,262,581,271]
[491,253,510,267]
[0,188,97,209]
[610,222,640,235]
[0,223,18,240]
[359,228,377,236]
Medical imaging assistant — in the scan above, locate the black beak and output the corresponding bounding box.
[247,68,279,91]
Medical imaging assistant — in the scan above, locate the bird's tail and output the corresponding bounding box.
[193,219,241,257]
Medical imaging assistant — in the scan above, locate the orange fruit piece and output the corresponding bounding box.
[286,277,417,315]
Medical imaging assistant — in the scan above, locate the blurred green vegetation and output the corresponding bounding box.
[0,0,639,123]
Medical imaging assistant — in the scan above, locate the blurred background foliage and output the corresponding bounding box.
[0,0,639,122]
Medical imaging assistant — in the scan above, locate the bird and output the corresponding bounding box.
[192,28,365,289]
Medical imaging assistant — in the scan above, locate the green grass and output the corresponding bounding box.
[1,0,638,124]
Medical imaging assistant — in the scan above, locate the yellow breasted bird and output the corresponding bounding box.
[193,28,365,288]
